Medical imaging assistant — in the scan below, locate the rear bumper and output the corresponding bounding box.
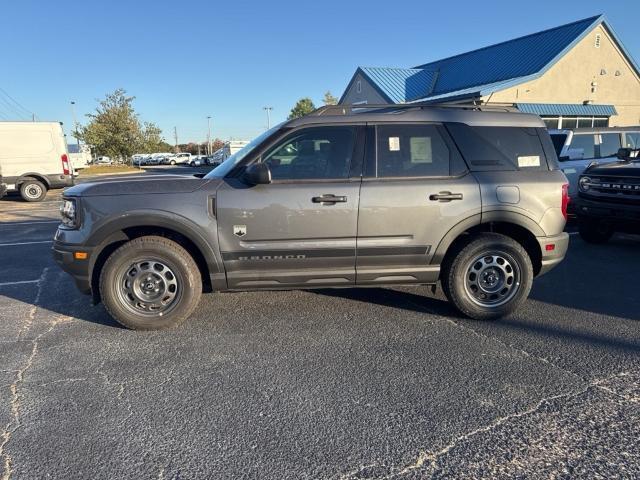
[536,232,569,276]
[52,241,93,294]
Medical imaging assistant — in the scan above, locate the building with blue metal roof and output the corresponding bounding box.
[340,15,640,128]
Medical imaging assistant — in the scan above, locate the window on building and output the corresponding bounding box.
[356,80,362,94]
[541,117,560,129]
[595,33,602,48]
[577,117,593,128]
[568,134,596,159]
[598,133,621,158]
[593,118,609,127]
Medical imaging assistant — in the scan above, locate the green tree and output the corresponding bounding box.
[288,97,316,119]
[78,88,166,159]
[323,91,338,105]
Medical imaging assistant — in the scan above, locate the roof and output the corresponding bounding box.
[517,103,617,116]
[357,67,438,103]
[343,15,640,104]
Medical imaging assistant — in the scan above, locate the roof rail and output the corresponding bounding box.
[312,102,518,116]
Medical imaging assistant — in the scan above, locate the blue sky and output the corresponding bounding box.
[1,0,639,144]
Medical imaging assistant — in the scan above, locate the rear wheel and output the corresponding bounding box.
[170,160,176,165]
[442,233,533,320]
[99,236,202,330]
[20,179,47,202]
[578,218,613,244]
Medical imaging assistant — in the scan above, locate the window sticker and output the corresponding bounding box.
[410,137,432,163]
[388,136,400,151]
[517,155,541,167]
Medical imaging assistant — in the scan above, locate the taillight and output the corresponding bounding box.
[61,154,70,175]
[561,183,569,220]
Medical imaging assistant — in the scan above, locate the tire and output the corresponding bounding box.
[99,236,202,330]
[20,179,47,202]
[170,160,176,165]
[441,233,533,321]
[578,218,613,244]
[189,161,195,167]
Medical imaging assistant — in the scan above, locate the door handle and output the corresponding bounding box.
[312,194,348,204]
[429,191,463,202]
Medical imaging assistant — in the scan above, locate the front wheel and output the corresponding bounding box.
[99,236,202,330]
[578,218,613,244]
[441,233,533,321]
[170,160,176,165]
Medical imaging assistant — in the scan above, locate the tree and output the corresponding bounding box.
[323,91,338,105]
[77,88,167,159]
[288,97,316,119]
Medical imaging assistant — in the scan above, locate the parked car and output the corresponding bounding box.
[0,121,73,201]
[170,153,192,165]
[95,156,113,165]
[0,164,6,199]
[53,104,569,330]
[549,127,640,201]
[574,147,640,243]
[68,144,92,172]
[208,141,249,166]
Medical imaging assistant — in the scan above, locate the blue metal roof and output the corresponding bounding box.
[415,15,603,98]
[359,67,437,103]
[516,103,617,116]
[344,15,640,104]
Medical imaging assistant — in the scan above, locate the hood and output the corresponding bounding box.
[64,174,210,197]
[584,161,640,177]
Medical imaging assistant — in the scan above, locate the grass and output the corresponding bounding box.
[77,165,141,175]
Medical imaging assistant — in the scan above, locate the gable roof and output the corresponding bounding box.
[342,15,640,104]
[357,67,438,103]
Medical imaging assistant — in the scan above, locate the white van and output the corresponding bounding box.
[0,122,73,201]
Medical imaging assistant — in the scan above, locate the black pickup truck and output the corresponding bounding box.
[575,148,640,243]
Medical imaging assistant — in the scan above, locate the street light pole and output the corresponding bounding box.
[263,106,273,130]
[207,116,212,156]
[70,101,80,146]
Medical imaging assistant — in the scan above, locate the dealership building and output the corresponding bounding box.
[340,15,640,129]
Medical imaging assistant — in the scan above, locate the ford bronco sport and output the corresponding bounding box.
[53,104,569,330]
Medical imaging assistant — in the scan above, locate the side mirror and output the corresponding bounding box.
[617,147,632,159]
[243,163,271,185]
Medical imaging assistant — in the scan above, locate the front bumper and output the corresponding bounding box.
[536,232,569,276]
[52,241,93,294]
[574,196,640,227]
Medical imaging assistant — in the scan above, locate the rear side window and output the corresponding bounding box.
[598,133,621,158]
[445,124,549,171]
[375,124,453,177]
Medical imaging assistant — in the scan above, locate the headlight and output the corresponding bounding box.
[60,198,77,228]
[578,176,591,192]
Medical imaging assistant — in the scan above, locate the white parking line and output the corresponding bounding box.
[0,279,41,287]
[0,221,60,226]
[0,240,53,247]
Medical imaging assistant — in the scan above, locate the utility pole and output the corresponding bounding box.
[263,106,273,129]
[207,116,212,156]
[173,126,178,152]
[70,101,80,145]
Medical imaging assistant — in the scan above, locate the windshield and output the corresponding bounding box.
[204,124,283,179]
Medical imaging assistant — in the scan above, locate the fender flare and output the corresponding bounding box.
[86,210,223,277]
[17,173,51,188]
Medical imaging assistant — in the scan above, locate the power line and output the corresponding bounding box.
[0,87,33,118]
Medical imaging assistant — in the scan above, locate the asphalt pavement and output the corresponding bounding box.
[0,168,638,479]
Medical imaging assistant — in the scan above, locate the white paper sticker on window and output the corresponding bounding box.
[518,155,541,167]
[388,137,400,151]
[410,137,432,163]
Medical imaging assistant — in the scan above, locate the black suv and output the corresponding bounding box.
[575,148,640,243]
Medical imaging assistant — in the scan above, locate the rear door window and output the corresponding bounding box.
[375,124,453,177]
[445,124,548,171]
[568,134,596,160]
[598,133,621,158]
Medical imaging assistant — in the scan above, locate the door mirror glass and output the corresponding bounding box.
[243,163,271,185]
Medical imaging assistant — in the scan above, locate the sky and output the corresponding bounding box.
[1,0,639,145]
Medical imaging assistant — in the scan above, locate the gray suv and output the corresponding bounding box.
[53,105,569,330]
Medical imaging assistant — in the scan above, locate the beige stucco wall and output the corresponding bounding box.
[486,23,640,126]
[341,72,389,105]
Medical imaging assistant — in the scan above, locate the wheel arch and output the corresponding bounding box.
[433,213,544,276]
[87,212,223,304]
[17,173,51,188]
